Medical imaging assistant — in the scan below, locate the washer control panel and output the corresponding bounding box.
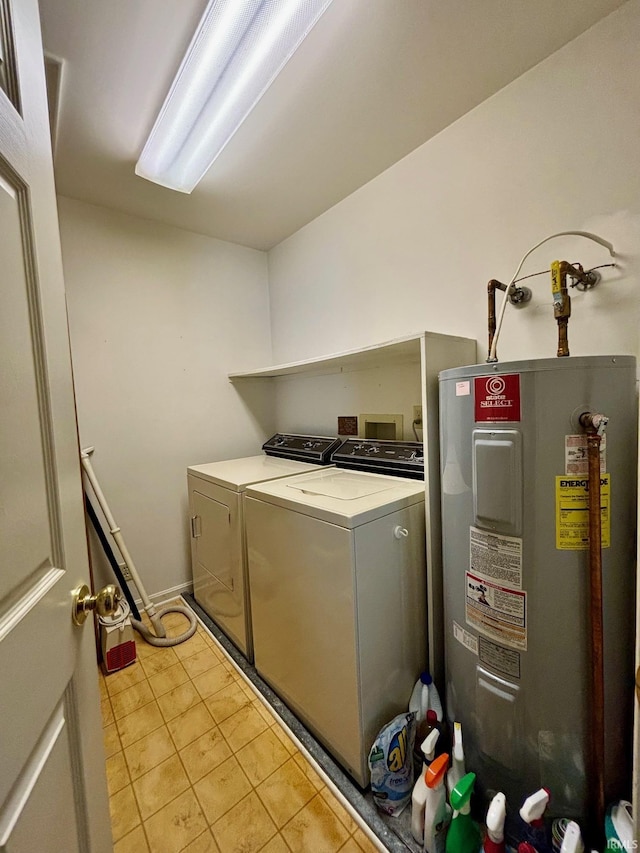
[331,439,424,479]
[262,433,341,464]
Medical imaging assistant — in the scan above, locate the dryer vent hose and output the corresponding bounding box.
[80,447,197,647]
[130,608,197,647]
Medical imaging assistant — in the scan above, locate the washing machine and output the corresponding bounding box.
[187,434,340,661]
[244,438,427,786]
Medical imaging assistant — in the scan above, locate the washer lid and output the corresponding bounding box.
[286,471,396,500]
[246,468,424,528]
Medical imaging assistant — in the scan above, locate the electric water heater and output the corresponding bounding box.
[439,355,637,821]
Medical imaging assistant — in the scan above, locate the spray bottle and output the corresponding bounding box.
[558,821,584,853]
[424,752,451,853]
[412,709,439,779]
[445,772,481,853]
[446,721,465,799]
[410,728,440,844]
[519,788,551,853]
[484,793,507,853]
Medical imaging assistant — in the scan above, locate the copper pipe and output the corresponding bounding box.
[552,261,592,357]
[581,413,607,846]
[487,280,507,362]
[551,262,572,356]
[556,317,570,357]
[561,260,592,288]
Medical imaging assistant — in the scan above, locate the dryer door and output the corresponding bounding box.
[188,475,251,657]
[193,489,233,591]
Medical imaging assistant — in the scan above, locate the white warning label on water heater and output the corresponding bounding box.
[453,621,478,655]
[470,527,522,589]
[465,571,527,651]
[565,434,606,475]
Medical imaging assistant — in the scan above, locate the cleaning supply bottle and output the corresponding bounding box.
[445,772,481,853]
[519,788,551,853]
[410,728,440,844]
[409,671,444,722]
[484,793,507,853]
[605,801,633,851]
[412,709,438,778]
[424,752,451,853]
[446,721,465,799]
[558,821,583,853]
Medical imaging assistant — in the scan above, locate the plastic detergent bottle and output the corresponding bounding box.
[519,788,551,853]
[445,772,481,853]
[424,752,451,853]
[446,721,465,798]
[409,671,444,722]
[410,728,440,844]
[484,793,507,853]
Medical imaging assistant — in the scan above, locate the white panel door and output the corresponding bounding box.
[0,1,111,851]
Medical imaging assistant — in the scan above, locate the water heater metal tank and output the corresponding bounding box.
[439,355,637,822]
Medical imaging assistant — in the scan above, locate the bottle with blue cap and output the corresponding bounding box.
[409,671,444,723]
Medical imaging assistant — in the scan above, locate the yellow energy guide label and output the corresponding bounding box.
[555,474,610,550]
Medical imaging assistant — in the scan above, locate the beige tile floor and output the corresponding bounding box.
[99,603,382,853]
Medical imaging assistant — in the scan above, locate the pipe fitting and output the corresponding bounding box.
[579,412,609,436]
[508,285,532,306]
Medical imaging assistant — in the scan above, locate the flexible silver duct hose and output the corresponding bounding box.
[81,447,197,647]
[130,605,197,647]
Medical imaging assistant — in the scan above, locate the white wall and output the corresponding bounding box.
[267,0,640,367]
[272,363,422,440]
[58,197,273,598]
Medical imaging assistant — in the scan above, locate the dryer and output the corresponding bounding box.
[244,439,427,786]
[187,434,340,660]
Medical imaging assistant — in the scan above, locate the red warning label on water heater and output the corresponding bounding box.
[474,374,521,422]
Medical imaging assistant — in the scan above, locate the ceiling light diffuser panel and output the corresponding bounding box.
[135,0,334,193]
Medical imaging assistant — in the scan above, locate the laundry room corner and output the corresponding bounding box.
[57,196,275,600]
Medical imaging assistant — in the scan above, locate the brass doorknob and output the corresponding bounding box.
[72,583,122,626]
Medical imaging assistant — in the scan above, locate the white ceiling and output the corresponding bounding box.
[39,0,626,251]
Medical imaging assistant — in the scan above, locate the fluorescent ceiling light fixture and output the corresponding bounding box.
[135,0,334,193]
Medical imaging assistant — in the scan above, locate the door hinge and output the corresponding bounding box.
[190,515,201,538]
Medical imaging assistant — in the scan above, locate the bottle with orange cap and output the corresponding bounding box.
[424,752,452,853]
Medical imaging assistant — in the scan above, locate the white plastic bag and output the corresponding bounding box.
[368,712,416,816]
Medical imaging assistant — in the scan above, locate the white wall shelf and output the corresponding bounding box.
[228,333,423,380]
